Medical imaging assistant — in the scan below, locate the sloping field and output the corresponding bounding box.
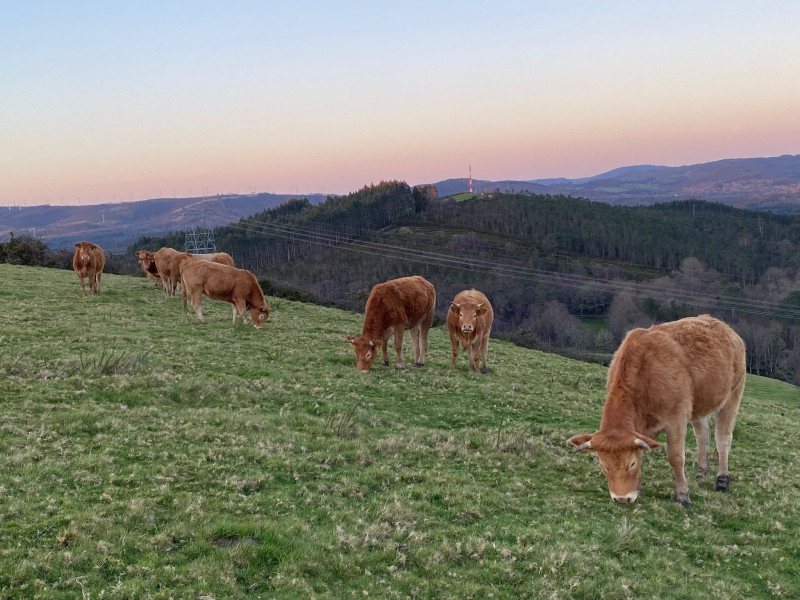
[1,264,799,599]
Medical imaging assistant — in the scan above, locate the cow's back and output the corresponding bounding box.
[367,276,435,327]
[611,315,745,421]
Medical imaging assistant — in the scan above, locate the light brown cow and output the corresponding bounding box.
[135,250,162,286]
[346,276,436,372]
[447,289,494,374]
[154,247,183,296]
[154,249,236,296]
[72,241,105,296]
[569,315,746,507]
[180,260,271,328]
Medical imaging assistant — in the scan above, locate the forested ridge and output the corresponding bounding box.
[128,181,800,383]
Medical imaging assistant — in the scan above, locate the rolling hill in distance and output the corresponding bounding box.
[3,154,800,252]
[433,154,800,210]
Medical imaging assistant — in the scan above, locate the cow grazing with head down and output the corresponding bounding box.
[447,289,494,373]
[569,315,746,507]
[72,241,105,296]
[346,276,436,373]
[180,260,270,328]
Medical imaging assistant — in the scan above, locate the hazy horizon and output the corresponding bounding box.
[3,1,799,207]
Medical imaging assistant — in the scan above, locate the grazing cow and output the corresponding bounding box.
[180,260,271,328]
[346,276,436,372]
[569,315,746,507]
[72,241,105,296]
[447,289,494,373]
[135,250,162,286]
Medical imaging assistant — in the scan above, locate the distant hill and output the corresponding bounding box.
[0,193,328,252]
[431,154,800,212]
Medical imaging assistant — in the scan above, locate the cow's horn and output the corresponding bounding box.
[477,302,485,308]
[369,340,375,347]
[634,438,652,451]
[573,441,592,452]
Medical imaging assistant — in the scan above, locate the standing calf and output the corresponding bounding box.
[447,289,494,373]
[72,241,105,296]
[569,315,746,507]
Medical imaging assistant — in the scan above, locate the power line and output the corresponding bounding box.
[214,214,800,321]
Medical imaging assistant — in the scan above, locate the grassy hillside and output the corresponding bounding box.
[1,264,799,599]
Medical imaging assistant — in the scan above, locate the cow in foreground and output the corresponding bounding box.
[72,241,105,296]
[569,315,745,507]
[346,276,436,372]
[447,289,494,373]
[180,260,270,328]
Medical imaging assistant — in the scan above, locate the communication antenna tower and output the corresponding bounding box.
[469,163,473,194]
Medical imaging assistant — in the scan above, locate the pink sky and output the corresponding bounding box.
[3,2,799,206]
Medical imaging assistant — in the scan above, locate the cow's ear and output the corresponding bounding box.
[75,243,81,249]
[346,335,355,344]
[450,302,460,313]
[477,304,489,316]
[633,433,661,451]
[569,434,595,452]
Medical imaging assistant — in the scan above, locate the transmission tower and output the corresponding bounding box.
[182,200,220,254]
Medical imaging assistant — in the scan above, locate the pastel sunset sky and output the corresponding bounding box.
[3,1,799,206]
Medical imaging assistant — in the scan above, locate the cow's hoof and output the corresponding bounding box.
[413,362,424,368]
[675,492,692,508]
[396,365,406,370]
[715,475,730,492]
[696,468,710,480]
[383,361,390,367]
[481,366,488,374]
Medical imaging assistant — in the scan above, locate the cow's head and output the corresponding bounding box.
[139,252,157,274]
[450,301,489,334]
[249,305,271,329]
[75,242,97,262]
[569,432,661,503]
[346,335,379,372]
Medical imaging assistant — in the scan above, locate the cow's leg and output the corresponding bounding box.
[77,274,87,296]
[393,326,406,369]
[418,316,433,366]
[479,331,490,374]
[409,326,423,367]
[191,294,207,324]
[381,331,391,366]
[691,415,711,480]
[714,383,743,492]
[467,342,479,373]
[664,423,691,507]
[95,272,102,295]
[449,330,460,370]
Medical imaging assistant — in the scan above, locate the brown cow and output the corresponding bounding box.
[154,248,236,296]
[180,260,271,328]
[135,250,162,286]
[72,241,105,296]
[447,289,494,373]
[346,276,436,372]
[154,247,183,296]
[569,315,746,507]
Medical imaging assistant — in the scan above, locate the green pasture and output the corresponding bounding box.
[0,264,798,599]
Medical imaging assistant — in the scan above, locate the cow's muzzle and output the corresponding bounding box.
[461,325,473,333]
[611,491,638,504]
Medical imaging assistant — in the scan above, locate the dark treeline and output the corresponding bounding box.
[123,183,800,383]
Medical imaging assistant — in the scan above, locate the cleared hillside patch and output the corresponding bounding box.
[1,264,799,599]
